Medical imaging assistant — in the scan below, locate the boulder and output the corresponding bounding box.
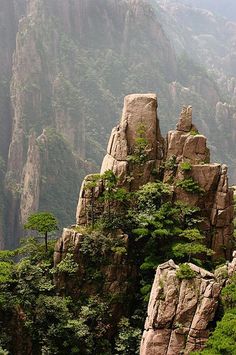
[140,261,221,355]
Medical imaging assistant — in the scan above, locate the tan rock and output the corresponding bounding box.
[140,329,171,355]
[176,105,193,132]
[228,251,236,276]
[140,260,221,355]
[183,135,208,163]
[215,189,234,210]
[166,130,187,160]
[100,154,128,184]
[20,132,41,224]
[189,164,221,191]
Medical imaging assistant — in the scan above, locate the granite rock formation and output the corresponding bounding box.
[54,93,235,354]
[140,260,221,355]
[76,93,234,259]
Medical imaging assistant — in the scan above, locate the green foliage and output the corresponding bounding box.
[55,252,79,275]
[24,212,58,252]
[135,181,171,211]
[0,348,9,355]
[24,212,58,236]
[221,275,236,309]
[79,232,126,264]
[190,129,199,136]
[130,182,205,302]
[172,228,213,262]
[140,284,152,302]
[0,262,14,284]
[176,177,205,194]
[127,124,149,164]
[164,155,178,172]
[84,174,101,190]
[114,318,142,355]
[180,161,192,171]
[176,263,196,279]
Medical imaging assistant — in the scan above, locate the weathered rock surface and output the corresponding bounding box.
[100,93,165,185]
[140,260,221,355]
[76,93,234,259]
[77,93,165,224]
[19,132,41,225]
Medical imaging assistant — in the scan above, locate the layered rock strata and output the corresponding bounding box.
[76,93,234,258]
[140,260,221,355]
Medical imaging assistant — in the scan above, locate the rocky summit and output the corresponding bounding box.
[76,93,234,259]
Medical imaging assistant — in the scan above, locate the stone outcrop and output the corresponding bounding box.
[165,105,234,259]
[58,94,234,354]
[140,260,221,355]
[101,93,165,178]
[76,94,234,259]
[77,93,165,224]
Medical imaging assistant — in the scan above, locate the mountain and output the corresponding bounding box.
[1,0,178,248]
[172,0,236,21]
[0,93,234,354]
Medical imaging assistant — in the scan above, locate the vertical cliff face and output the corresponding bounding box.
[0,0,26,160]
[140,260,221,355]
[2,0,177,248]
[0,0,27,248]
[156,0,236,181]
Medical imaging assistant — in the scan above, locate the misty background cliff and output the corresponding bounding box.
[1,0,236,248]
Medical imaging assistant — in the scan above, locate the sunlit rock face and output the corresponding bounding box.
[140,260,221,355]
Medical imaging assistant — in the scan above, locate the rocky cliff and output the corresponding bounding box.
[157,0,236,180]
[56,93,234,354]
[140,250,236,354]
[0,92,235,354]
[0,0,26,248]
[140,260,221,354]
[76,93,234,259]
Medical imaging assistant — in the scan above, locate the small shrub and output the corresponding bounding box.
[180,161,192,172]
[190,129,199,136]
[176,178,204,194]
[176,263,196,279]
[164,155,178,171]
[55,252,79,274]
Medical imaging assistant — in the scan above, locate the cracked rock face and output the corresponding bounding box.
[140,260,221,355]
[76,93,234,259]
[100,93,165,187]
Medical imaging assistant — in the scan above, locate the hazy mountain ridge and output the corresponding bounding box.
[1,0,236,247]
